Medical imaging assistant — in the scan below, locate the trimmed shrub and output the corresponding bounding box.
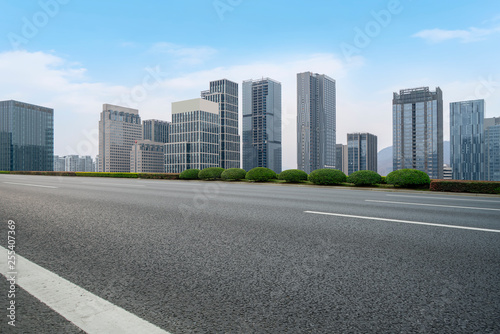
[308,169,347,185]
[430,179,500,194]
[179,169,200,180]
[0,171,10,174]
[221,168,247,181]
[245,167,277,182]
[198,167,225,180]
[347,170,382,186]
[380,176,387,184]
[278,169,308,183]
[137,173,179,179]
[385,169,430,188]
[10,171,77,176]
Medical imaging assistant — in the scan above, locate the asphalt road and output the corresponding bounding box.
[1,174,499,333]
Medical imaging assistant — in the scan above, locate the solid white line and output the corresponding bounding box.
[0,246,170,334]
[3,182,58,189]
[304,211,500,233]
[386,194,500,203]
[365,199,500,212]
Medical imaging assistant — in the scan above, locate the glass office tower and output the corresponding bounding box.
[242,78,282,173]
[392,87,443,179]
[0,100,54,171]
[143,119,170,143]
[347,133,378,175]
[165,98,220,173]
[297,72,336,174]
[450,99,485,180]
[485,117,500,181]
[201,79,240,169]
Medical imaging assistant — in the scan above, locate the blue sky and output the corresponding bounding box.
[1,0,499,169]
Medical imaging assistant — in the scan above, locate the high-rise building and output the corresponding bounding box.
[450,100,485,180]
[143,119,170,143]
[242,78,282,173]
[0,100,53,171]
[202,79,240,169]
[392,87,443,179]
[335,144,348,174]
[53,155,65,172]
[98,104,142,172]
[131,140,165,173]
[297,72,336,174]
[485,117,500,181]
[165,98,219,173]
[347,133,378,175]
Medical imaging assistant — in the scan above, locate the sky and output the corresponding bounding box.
[1,0,499,170]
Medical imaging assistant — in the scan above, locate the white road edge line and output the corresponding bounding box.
[0,246,170,334]
[385,194,500,203]
[3,182,58,189]
[365,199,500,211]
[304,211,500,233]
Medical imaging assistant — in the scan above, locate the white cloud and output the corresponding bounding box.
[412,26,500,43]
[149,42,217,65]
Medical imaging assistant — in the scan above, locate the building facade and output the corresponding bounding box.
[165,98,220,173]
[201,79,240,169]
[143,119,170,143]
[450,99,485,180]
[242,78,282,173]
[130,140,165,173]
[393,87,443,179]
[347,133,378,175]
[335,144,348,174]
[98,104,142,172]
[297,72,336,174]
[53,155,65,171]
[0,100,53,171]
[485,117,500,181]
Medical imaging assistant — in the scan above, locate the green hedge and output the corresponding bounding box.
[9,171,78,176]
[75,172,138,178]
[347,170,382,186]
[198,167,225,180]
[430,179,500,194]
[221,168,247,181]
[308,169,347,185]
[137,173,179,179]
[278,169,308,183]
[179,169,200,180]
[386,169,430,188]
[0,171,11,174]
[246,167,277,182]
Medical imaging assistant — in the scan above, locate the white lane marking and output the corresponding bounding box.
[0,246,170,334]
[304,211,500,233]
[365,200,500,212]
[3,182,58,189]
[386,194,500,203]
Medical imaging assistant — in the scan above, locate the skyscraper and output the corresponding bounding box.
[201,79,240,169]
[165,98,220,173]
[143,119,170,143]
[393,87,443,179]
[450,100,485,180]
[297,72,336,174]
[0,100,53,171]
[347,133,378,175]
[335,144,348,174]
[242,78,282,173]
[98,104,142,172]
[485,117,500,181]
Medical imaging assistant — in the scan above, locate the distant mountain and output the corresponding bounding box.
[377,141,450,176]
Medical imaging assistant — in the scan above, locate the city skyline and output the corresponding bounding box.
[1,1,499,170]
